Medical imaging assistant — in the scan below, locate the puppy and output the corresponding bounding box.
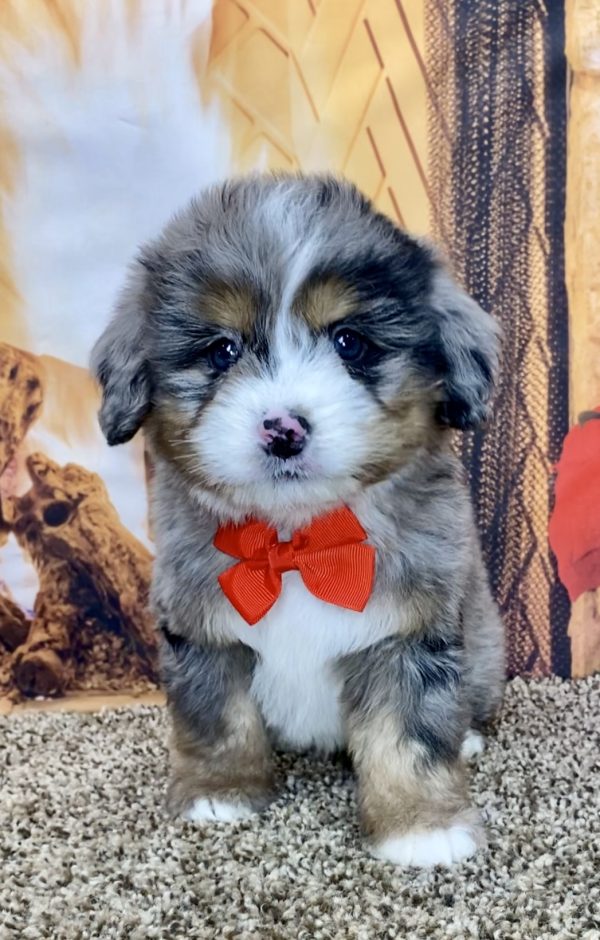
[92,174,505,867]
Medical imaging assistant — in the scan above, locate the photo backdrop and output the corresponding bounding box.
[0,0,597,708]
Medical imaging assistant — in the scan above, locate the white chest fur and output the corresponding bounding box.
[227,571,398,752]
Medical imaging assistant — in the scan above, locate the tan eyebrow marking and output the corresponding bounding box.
[196,282,258,335]
[293,277,359,330]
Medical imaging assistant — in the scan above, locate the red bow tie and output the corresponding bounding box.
[214,506,375,625]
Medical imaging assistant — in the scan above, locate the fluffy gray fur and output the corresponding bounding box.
[91,173,505,866]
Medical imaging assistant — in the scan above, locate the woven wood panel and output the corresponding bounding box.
[205,0,430,234]
[426,0,571,676]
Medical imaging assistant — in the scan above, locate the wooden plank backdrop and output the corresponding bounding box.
[0,1,596,711]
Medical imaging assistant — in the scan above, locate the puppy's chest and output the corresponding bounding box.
[224,571,396,752]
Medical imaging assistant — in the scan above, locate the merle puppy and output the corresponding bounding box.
[92,174,504,867]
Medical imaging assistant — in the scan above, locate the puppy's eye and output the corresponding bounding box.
[332,327,368,363]
[208,338,241,372]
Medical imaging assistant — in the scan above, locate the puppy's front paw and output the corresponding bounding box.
[460,728,485,761]
[183,797,256,825]
[372,823,483,868]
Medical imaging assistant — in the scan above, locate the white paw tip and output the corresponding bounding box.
[373,824,481,867]
[183,797,254,824]
[461,729,485,761]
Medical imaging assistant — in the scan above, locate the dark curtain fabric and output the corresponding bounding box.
[426,0,570,676]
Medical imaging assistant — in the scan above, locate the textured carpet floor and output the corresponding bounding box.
[1,678,599,940]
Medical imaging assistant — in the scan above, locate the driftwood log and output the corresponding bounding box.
[0,498,10,549]
[0,594,30,651]
[0,342,44,477]
[2,453,157,697]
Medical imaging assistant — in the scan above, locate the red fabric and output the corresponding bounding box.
[214,506,376,625]
[549,408,600,601]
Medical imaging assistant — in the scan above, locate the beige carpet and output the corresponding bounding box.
[1,678,599,940]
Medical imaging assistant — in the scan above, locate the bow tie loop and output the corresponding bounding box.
[214,506,375,625]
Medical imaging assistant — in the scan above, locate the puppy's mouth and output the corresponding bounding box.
[265,455,312,482]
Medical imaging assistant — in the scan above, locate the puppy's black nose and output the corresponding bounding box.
[261,410,311,460]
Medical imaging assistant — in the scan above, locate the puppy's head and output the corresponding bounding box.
[91,175,499,520]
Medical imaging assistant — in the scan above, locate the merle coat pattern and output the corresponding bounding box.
[92,173,505,867]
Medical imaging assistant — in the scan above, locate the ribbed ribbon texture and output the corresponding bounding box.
[214,506,376,625]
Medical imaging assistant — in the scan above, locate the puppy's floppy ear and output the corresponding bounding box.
[90,260,154,446]
[428,268,501,430]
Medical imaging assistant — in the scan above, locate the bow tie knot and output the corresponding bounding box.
[214,506,375,625]
[268,539,301,574]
